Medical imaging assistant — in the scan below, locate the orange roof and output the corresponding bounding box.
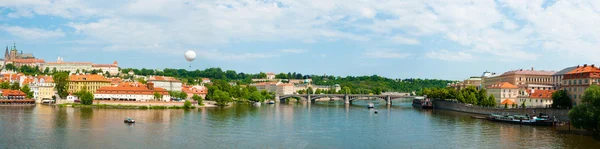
[11,59,45,63]
[69,74,111,82]
[501,99,515,105]
[95,82,168,95]
[1,89,26,96]
[526,89,555,99]
[566,64,600,74]
[277,83,294,87]
[487,82,518,89]
[148,76,180,82]
[37,75,54,83]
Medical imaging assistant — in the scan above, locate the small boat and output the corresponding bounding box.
[253,102,262,106]
[412,97,433,109]
[267,101,275,104]
[124,118,135,123]
[367,103,375,109]
[374,110,379,114]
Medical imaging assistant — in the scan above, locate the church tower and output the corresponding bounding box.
[4,46,8,60]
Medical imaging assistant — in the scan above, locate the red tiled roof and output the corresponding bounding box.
[567,64,600,74]
[46,62,93,65]
[487,82,518,89]
[92,64,117,67]
[37,75,54,83]
[525,90,555,99]
[1,89,26,96]
[11,59,45,63]
[277,83,294,87]
[182,86,207,94]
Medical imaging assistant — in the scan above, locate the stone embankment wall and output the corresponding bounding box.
[433,100,570,121]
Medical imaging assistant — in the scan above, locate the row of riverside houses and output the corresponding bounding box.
[449,65,598,108]
[0,43,208,103]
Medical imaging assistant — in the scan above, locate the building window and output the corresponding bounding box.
[585,79,589,84]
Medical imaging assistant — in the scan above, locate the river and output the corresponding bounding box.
[1,100,598,149]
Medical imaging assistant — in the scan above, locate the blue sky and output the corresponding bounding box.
[0,0,599,80]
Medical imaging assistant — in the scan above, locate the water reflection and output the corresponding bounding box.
[1,103,600,148]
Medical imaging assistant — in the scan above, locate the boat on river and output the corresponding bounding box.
[486,113,553,126]
[412,97,433,109]
[368,103,375,109]
[267,101,275,104]
[124,118,135,123]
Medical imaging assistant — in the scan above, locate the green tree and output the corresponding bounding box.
[179,91,188,100]
[468,92,477,105]
[521,102,526,108]
[487,94,496,107]
[212,90,232,107]
[136,78,147,84]
[20,84,33,99]
[569,85,600,136]
[10,82,19,90]
[552,90,572,109]
[0,81,10,89]
[53,72,70,99]
[153,92,162,100]
[183,100,192,109]
[248,91,264,102]
[192,94,203,105]
[43,67,50,74]
[456,92,465,103]
[76,69,80,74]
[76,88,94,105]
[504,103,508,109]
[307,87,314,94]
[315,89,322,94]
[477,88,487,106]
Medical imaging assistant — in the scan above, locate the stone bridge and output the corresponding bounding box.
[275,94,421,105]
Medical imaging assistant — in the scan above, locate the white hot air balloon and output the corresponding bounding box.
[184,50,197,68]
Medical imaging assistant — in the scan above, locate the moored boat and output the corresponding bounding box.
[486,113,553,126]
[412,97,433,109]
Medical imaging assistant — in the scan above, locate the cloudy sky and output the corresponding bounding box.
[0,0,598,80]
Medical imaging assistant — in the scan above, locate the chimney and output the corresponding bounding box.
[531,67,534,71]
[147,82,155,90]
[584,64,588,67]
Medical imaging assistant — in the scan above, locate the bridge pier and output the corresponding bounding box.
[275,94,280,103]
[344,94,350,104]
[386,96,391,105]
[307,94,311,103]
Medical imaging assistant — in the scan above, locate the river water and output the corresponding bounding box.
[1,100,599,149]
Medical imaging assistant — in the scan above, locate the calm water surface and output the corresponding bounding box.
[1,101,599,149]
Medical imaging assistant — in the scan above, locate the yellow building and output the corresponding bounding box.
[68,74,111,93]
[37,76,55,101]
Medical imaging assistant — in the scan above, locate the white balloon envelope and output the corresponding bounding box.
[184,50,196,62]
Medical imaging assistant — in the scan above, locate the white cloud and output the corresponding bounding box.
[0,26,65,40]
[280,49,308,53]
[426,50,473,61]
[364,49,410,58]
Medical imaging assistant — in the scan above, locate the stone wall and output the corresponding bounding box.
[433,100,570,121]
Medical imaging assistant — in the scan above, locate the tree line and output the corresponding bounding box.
[422,86,497,107]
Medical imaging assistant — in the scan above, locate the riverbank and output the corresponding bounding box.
[56,100,218,109]
[433,100,570,121]
[57,103,199,109]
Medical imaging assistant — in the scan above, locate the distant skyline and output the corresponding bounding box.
[1,0,599,80]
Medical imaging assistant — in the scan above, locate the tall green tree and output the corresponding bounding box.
[487,94,497,107]
[53,72,70,99]
[212,89,232,107]
[477,88,487,106]
[20,84,33,99]
[552,90,572,109]
[43,67,50,74]
[456,92,465,103]
[468,92,478,105]
[307,87,314,94]
[570,85,600,136]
